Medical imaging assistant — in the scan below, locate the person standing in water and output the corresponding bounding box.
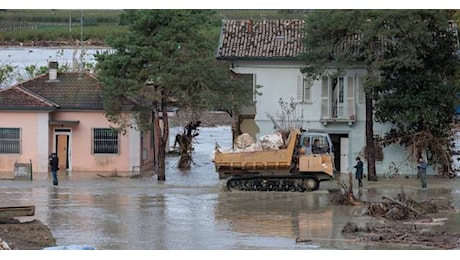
[49,153,59,186]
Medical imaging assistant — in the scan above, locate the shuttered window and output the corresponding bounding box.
[322,75,356,120]
[92,128,119,154]
[347,75,355,120]
[321,76,330,119]
[296,75,311,103]
[358,75,365,103]
[0,128,21,154]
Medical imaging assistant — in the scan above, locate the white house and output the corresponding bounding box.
[216,19,426,176]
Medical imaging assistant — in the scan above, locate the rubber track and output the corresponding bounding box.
[226,174,319,192]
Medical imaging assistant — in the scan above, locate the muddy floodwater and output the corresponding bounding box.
[1,126,460,250]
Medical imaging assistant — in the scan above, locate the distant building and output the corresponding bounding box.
[215,19,440,176]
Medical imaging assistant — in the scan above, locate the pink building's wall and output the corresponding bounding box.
[0,111,45,175]
[140,130,155,173]
[51,111,137,175]
[0,110,150,178]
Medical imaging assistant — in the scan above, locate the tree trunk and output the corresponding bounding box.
[157,136,166,181]
[366,66,377,181]
[157,94,169,182]
[231,102,241,149]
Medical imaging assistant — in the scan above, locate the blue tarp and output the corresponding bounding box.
[43,245,96,250]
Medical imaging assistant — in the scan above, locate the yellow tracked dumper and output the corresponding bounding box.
[214,129,335,192]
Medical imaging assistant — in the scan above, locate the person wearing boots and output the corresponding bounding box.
[354,156,363,188]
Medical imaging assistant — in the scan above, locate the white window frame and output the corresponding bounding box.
[332,77,346,118]
[321,75,356,121]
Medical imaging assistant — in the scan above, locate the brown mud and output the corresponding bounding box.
[0,218,56,250]
[329,176,460,249]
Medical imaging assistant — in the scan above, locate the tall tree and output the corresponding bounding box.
[95,10,251,181]
[301,10,459,180]
[374,11,460,175]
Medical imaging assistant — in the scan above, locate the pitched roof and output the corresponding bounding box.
[216,19,306,60]
[0,86,55,110]
[0,72,106,111]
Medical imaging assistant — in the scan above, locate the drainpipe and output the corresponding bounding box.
[29,159,33,181]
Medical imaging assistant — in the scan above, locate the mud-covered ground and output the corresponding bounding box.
[338,195,460,249]
[0,218,56,250]
[342,221,460,249]
[327,176,460,249]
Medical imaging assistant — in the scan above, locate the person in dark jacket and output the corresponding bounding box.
[49,153,59,186]
[354,156,363,188]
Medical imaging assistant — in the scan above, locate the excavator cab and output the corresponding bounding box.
[299,132,333,155]
[296,131,335,180]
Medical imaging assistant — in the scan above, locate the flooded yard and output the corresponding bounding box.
[1,126,459,251]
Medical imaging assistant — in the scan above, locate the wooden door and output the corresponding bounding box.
[56,135,68,171]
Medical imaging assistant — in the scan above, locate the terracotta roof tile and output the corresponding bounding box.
[0,72,107,111]
[0,87,54,110]
[19,72,105,110]
[216,19,306,60]
[0,71,138,112]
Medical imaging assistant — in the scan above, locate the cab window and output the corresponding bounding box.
[311,136,329,154]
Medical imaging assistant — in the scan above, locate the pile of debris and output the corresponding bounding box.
[0,237,11,250]
[364,190,453,221]
[329,173,364,206]
[0,218,56,250]
[335,187,459,249]
[342,222,460,249]
[0,206,56,250]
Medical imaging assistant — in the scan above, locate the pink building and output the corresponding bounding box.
[0,63,156,178]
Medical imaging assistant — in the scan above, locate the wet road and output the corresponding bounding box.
[1,126,460,250]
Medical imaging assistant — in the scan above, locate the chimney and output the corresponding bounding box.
[247,19,253,33]
[48,61,58,81]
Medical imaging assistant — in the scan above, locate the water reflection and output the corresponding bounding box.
[0,126,459,250]
[2,169,460,250]
[214,191,369,249]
